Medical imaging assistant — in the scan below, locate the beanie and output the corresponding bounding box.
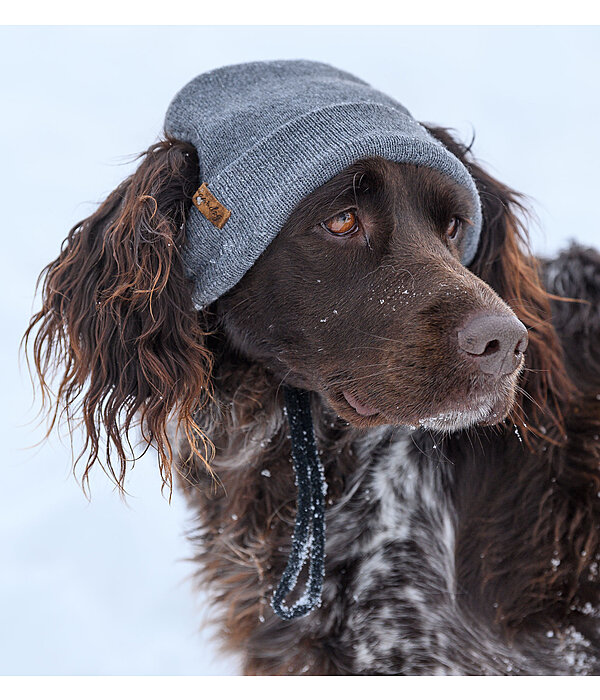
[164,60,482,310]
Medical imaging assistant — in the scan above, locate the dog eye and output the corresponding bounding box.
[321,210,359,236]
[445,217,463,241]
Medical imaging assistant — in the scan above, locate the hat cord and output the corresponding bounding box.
[270,386,327,620]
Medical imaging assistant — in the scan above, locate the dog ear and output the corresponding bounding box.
[23,137,214,492]
[424,124,575,446]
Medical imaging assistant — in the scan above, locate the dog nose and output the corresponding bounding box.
[457,313,528,377]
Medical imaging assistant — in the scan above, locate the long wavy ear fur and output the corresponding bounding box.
[425,125,576,447]
[23,137,213,493]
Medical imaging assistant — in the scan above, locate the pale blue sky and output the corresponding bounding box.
[2,26,599,675]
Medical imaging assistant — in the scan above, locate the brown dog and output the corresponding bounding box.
[25,124,600,674]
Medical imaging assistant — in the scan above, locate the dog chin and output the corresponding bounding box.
[416,404,500,432]
[413,390,515,433]
[331,379,517,432]
[334,401,497,433]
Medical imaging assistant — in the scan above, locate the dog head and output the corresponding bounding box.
[24,127,569,489]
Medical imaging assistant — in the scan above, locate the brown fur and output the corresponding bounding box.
[23,126,600,674]
[23,140,214,493]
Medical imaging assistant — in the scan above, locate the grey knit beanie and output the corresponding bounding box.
[164,60,482,309]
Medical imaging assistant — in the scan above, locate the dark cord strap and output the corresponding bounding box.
[270,386,327,620]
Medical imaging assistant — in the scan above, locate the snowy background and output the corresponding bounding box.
[1,26,599,675]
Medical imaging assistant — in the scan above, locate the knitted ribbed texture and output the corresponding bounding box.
[165,60,482,309]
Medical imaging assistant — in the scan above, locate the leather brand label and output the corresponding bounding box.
[192,183,231,229]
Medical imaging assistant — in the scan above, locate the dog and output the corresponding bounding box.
[24,69,600,674]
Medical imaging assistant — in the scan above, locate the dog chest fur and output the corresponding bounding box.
[182,414,598,675]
